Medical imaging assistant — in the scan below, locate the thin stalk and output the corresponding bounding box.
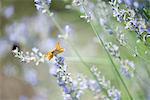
[92,5,121,87]
[45,5,104,95]
[68,40,108,95]
[96,18,150,79]
[90,22,133,100]
[41,1,109,99]
[45,3,128,98]
[81,4,133,100]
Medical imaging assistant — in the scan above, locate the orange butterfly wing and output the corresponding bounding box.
[55,42,64,54]
[45,52,54,60]
[45,42,64,60]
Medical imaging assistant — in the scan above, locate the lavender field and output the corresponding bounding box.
[0,0,150,100]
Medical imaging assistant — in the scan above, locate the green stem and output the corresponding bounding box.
[90,22,133,100]
[45,3,133,99]
[45,5,103,95]
[42,1,109,99]
[81,4,133,99]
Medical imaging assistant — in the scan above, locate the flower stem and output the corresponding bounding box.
[46,7,103,96]
[80,3,133,99]
[90,21,133,100]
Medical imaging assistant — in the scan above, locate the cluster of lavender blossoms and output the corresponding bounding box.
[72,0,136,79]
[105,42,135,78]
[15,0,150,99]
[12,47,45,66]
[50,56,84,100]
[109,0,150,45]
[12,47,121,100]
[72,0,94,23]
[34,0,52,14]
[12,48,79,99]
[120,60,135,78]
[91,66,121,100]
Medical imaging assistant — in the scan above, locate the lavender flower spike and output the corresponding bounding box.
[34,0,51,13]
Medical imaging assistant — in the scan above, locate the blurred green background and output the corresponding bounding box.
[0,0,150,100]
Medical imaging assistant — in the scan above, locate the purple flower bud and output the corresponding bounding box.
[56,56,65,65]
[118,0,123,4]
[34,0,51,13]
[63,86,72,94]
[124,0,133,6]
[58,80,66,86]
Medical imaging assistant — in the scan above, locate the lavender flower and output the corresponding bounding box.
[72,0,82,6]
[12,46,122,99]
[105,42,121,60]
[49,55,121,100]
[12,47,45,66]
[80,12,92,22]
[72,0,94,23]
[117,0,146,8]
[110,0,150,44]
[120,59,135,78]
[72,0,87,6]
[117,33,127,46]
[91,66,121,100]
[51,56,93,100]
[51,56,81,99]
[104,41,136,78]
[34,0,51,13]
[124,0,133,6]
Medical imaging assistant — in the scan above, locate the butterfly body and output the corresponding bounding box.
[45,42,64,60]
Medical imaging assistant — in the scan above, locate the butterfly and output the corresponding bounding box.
[45,42,64,60]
